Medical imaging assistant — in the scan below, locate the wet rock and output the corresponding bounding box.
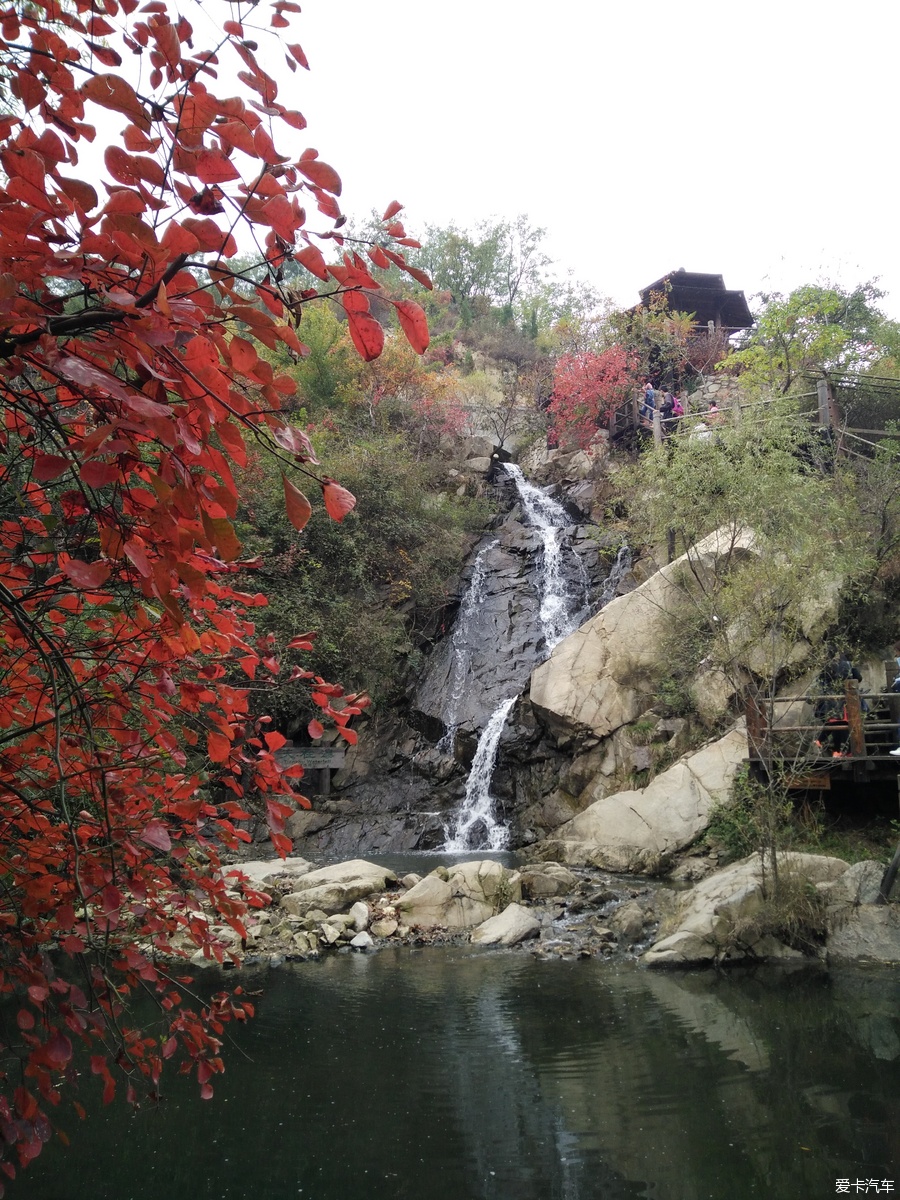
[281,860,397,917]
[518,864,578,899]
[471,903,541,946]
[396,860,521,930]
[827,906,900,963]
[610,900,646,942]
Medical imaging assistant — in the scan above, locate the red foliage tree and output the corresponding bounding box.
[0,0,430,1184]
[547,347,640,450]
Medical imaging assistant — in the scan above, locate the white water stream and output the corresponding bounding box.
[443,696,517,851]
[502,462,580,651]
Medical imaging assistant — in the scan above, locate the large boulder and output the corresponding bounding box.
[396,860,521,930]
[534,724,748,873]
[224,857,313,889]
[531,528,758,741]
[281,860,397,917]
[643,852,849,967]
[471,903,540,946]
[827,906,900,963]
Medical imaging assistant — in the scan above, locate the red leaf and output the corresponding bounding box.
[32,454,70,481]
[141,820,172,853]
[307,719,324,740]
[207,731,232,764]
[63,559,111,589]
[286,43,310,69]
[394,300,430,354]
[345,308,384,362]
[264,731,287,751]
[382,200,403,221]
[282,474,312,531]
[403,265,434,291]
[338,727,358,746]
[322,479,356,522]
[298,159,342,195]
[195,149,241,185]
[294,244,328,281]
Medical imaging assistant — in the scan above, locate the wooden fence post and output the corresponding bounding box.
[844,678,866,759]
[652,410,662,445]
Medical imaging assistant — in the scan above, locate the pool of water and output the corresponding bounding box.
[22,950,899,1200]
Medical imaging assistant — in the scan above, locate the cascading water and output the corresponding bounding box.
[442,466,598,850]
[443,696,517,852]
[437,541,497,753]
[502,463,585,650]
[597,543,633,608]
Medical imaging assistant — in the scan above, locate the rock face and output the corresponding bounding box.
[643,852,849,966]
[396,860,521,930]
[827,906,900,963]
[413,478,607,738]
[535,724,748,873]
[531,528,759,741]
[281,860,397,917]
[471,903,540,946]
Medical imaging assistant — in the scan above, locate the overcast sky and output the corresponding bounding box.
[280,0,900,319]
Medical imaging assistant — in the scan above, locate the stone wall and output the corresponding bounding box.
[686,376,746,412]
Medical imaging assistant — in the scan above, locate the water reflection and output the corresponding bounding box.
[25,952,900,1200]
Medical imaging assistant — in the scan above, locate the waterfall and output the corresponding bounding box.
[443,696,517,852]
[440,466,629,852]
[502,463,584,650]
[437,541,497,752]
[596,543,632,610]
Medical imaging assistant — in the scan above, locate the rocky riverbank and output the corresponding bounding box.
[185,851,900,972]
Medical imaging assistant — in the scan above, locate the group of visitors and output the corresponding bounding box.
[639,381,683,431]
[639,381,724,439]
[813,645,900,758]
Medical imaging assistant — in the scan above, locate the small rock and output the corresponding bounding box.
[350,931,373,949]
[370,918,399,939]
[349,901,370,931]
[610,900,646,942]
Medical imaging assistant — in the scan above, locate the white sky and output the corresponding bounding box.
[274,0,900,319]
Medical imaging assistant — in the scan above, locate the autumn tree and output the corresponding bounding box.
[547,346,640,449]
[0,0,430,1184]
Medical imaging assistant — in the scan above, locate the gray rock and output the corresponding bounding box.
[349,901,370,931]
[281,860,396,917]
[400,873,422,889]
[224,856,313,889]
[370,918,399,938]
[396,860,522,930]
[519,864,578,898]
[822,860,888,907]
[827,905,900,963]
[644,852,849,967]
[471,903,541,946]
[535,724,748,874]
[610,900,646,942]
[350,931,374,949]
